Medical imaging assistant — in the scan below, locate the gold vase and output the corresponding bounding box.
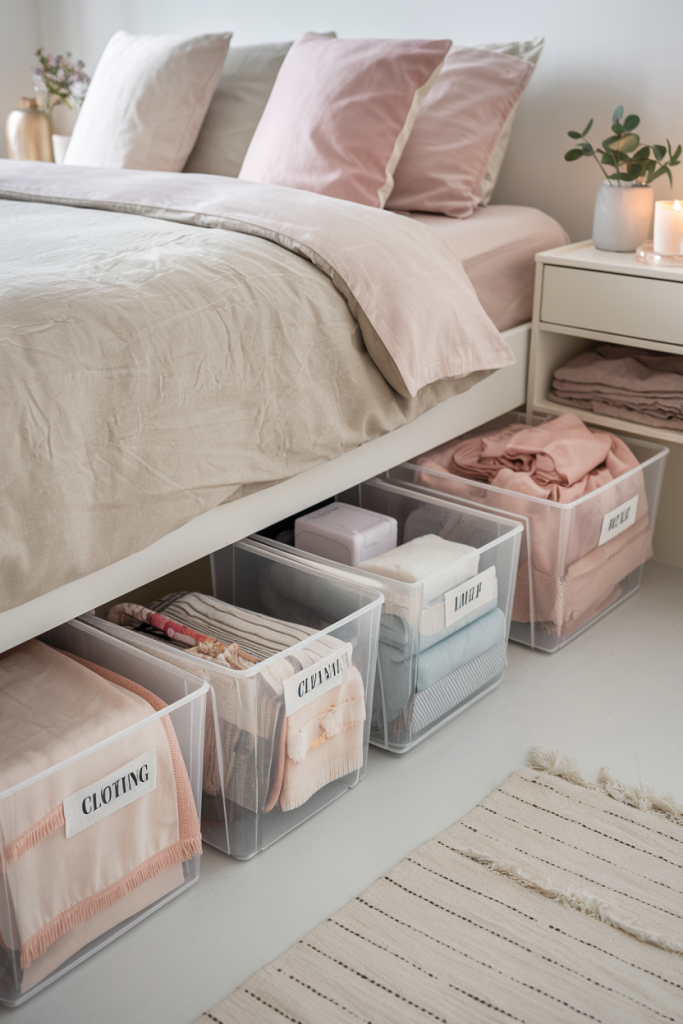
[5,97,54,162]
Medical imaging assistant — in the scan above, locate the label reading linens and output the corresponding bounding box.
[598,494,639,547]
[283,643,353,716]
[444,566,498,629]
[63,748,157,839]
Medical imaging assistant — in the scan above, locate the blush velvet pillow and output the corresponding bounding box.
[65,31,232,171]
[386,45,535,218]
[238,34,451,208]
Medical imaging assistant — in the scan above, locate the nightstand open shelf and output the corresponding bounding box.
[527,240,683,446]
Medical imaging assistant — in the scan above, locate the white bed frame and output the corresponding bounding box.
[0,323,529,653]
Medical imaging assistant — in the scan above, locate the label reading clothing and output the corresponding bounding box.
[283,642,353,716]
[63,748,157,839]
[443,565,498,629]
[598,494,639,547]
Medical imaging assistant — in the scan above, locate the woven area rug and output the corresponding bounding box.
[195,751,683,1024]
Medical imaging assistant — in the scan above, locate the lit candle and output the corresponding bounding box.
[653,200,683,254]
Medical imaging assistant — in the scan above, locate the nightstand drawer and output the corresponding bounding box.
[541,265,683,347]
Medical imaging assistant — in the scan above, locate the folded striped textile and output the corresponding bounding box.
[0,640,199,992]
[376,607,507,726]
[91,592,367,820]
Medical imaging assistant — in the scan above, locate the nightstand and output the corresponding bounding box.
[526,240,683,565]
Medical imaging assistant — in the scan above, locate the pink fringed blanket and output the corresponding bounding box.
[0,640,200,985]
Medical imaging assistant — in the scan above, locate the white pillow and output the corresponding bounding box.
[478,36,544,205]
[65,30,232,171]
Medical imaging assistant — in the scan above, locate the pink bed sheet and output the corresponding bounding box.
[405,205,569,332]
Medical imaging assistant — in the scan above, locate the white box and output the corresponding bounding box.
[295,502,397,565]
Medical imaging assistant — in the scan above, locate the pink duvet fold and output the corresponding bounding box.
[0,160,513,399]
[0,640,200,977]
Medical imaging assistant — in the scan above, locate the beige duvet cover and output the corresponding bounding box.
[0,163,513,612]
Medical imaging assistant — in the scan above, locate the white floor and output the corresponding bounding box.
[4,560,682,1024]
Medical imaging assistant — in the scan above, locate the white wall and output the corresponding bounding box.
[0,0,41,158]
[4,0,683,238]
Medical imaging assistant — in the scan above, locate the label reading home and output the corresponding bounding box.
[63,748,157,838]
[284,642,353,715]
[598,494,639,547]
[444,566,498,629]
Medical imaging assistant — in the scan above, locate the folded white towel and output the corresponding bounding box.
[357,534,479,603]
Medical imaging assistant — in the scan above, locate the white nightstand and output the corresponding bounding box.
[527,240,683,444]
[526,240,683,566]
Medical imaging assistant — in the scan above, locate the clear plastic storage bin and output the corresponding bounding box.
[391,413,669,652]
[254,478,523,754]
[86,540,383,860]
[0,619,208,1006]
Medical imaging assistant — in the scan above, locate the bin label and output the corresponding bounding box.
[63,748,157,838]
[283,642,353,716]
[444,566,498,628]
[599,494,639,547]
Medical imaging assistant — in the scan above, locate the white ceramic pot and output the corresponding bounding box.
[51,134,71,164]
[592,181,654,252]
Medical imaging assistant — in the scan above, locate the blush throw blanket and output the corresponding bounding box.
[0,640,200,988]
[415,415,652,634]
[0,162,513,613]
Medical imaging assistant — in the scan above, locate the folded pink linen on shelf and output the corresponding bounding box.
[0,640,200,976]
[550,344,683,430]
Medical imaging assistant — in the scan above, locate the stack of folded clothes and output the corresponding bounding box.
[260,532,507,740]
[93,593,366,847]
[0,640,200,995]
[549,344,683,430]
[415,414,653,638]
[355,535,506,736]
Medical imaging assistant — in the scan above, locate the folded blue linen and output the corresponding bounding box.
[377,607,507,721]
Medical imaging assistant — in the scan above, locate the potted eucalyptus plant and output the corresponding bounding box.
[565,107,681,251]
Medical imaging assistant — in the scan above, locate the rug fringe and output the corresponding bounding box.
[527,747,592,787]
[597,767,683,825]
[452,845,683,956]
[528,748,683,825]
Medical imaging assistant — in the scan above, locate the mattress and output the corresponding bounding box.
[406,205,569,332]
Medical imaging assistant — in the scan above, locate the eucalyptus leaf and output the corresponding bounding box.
[564,106,681,189]
[616,133,640,153]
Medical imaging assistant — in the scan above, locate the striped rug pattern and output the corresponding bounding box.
[195,752,683,1024]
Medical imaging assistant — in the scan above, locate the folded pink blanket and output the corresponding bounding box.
[550,345,683,429]
[415,415,650,633]
[0,640,200,985]
[449,413,638,501]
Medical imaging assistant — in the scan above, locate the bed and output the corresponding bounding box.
[0,161,566,652]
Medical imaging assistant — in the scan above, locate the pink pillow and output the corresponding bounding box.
[386,46,535,218]
[238,34,451,208]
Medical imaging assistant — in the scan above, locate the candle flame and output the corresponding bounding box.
[675,200,682,211]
